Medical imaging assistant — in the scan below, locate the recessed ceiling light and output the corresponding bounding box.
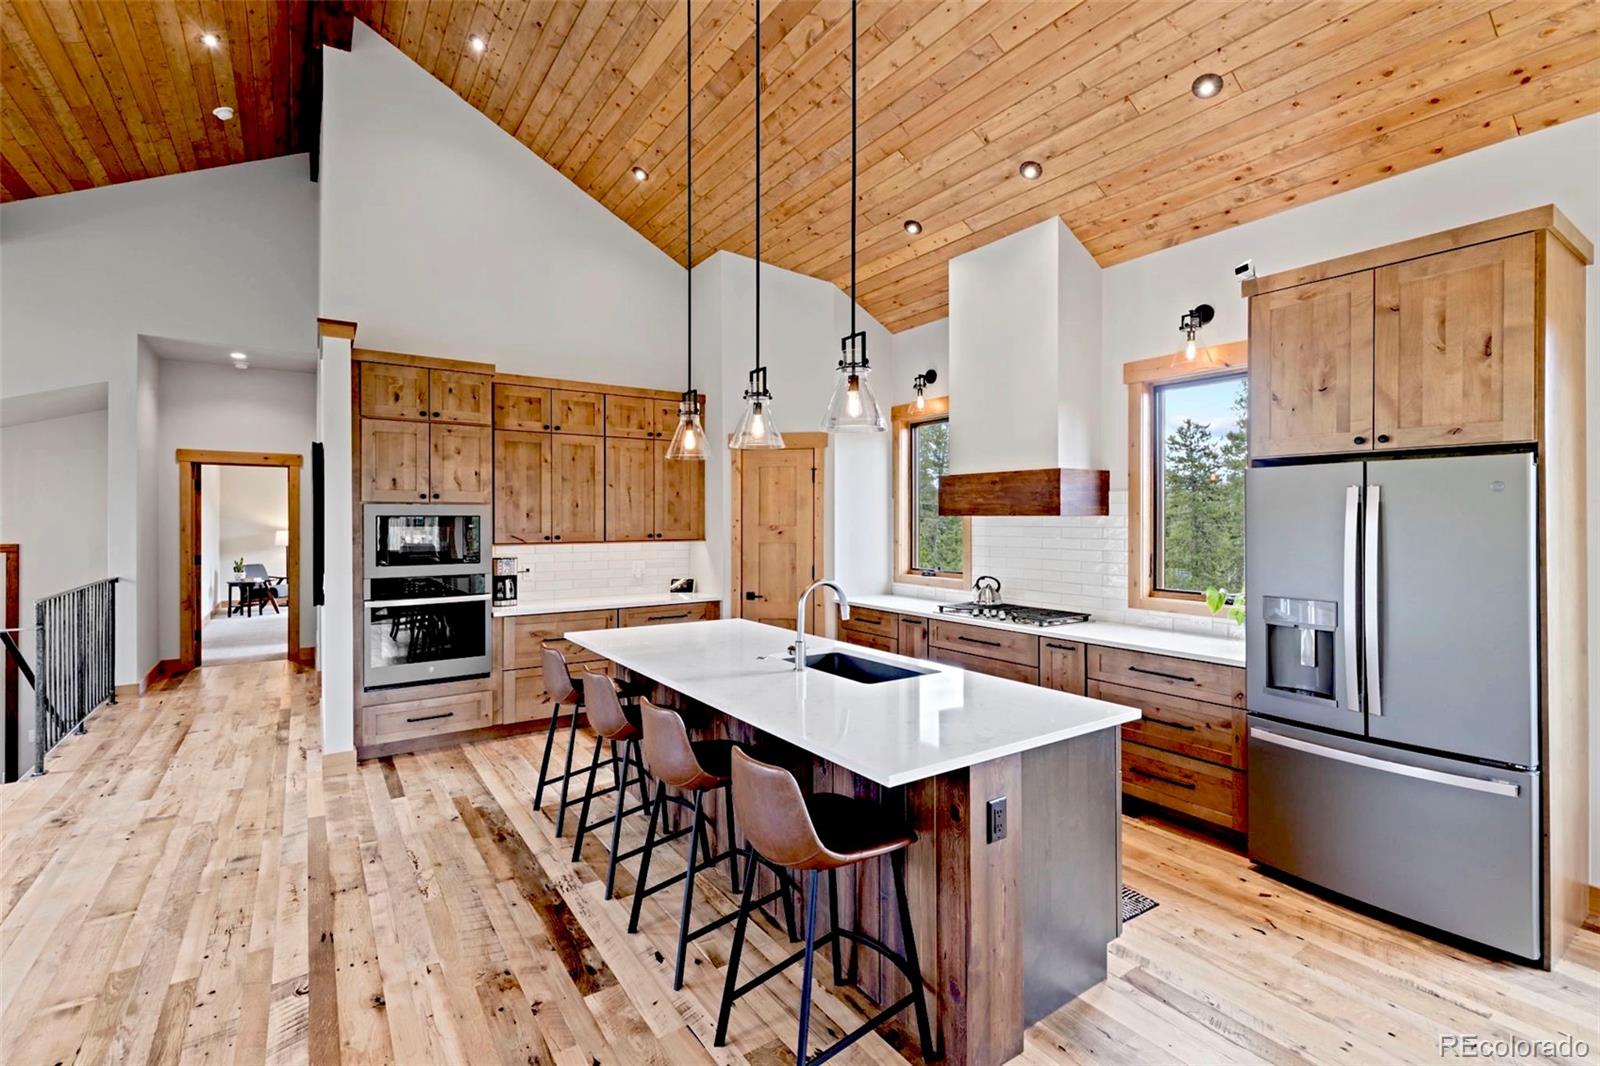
[631,165,648,182]
[468,34,486,54]
[1191,73,1225,99]
[212,105,235,121]
[229,351,248,361]
[199,32,220,48]
[1018,160,1043,180]
[233,360,249,371]
[903,219,922,235]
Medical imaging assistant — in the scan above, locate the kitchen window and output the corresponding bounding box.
[1125,344,1248,614]
[893,396,969,590]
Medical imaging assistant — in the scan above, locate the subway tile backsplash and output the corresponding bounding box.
[495,541,694,604]
[891,491,1244,639]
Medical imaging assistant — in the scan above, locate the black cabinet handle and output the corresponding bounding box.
[1128,664,1196,684]
[543,423,550,430]
[1128,767,1195,790]
[1044,641,1078,652]
[957,634,1003,648]
[554,535,562,541]
[647,612,690,621]
[419,409,427,417]
[1145,716,1197,732]
[1353,435,1367,445]
[553,425,561,431]
[431,492,440,499]
[432,410,441,417]
[406,711,454,723]
[543,535,551,541]
[1377,434,1390,444]
[418,493,426,500]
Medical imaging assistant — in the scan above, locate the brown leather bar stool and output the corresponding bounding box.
[715,748,934,1066]
[569,670,658,894]
[630,703,799,990]
[532,644,649,837]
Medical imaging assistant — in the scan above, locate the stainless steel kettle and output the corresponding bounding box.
[973,575,1002,605]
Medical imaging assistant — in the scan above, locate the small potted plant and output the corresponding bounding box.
[1204,584,1245,625]
[232,557,246,575]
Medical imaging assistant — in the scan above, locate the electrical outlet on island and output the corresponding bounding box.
[986,796,1007,843]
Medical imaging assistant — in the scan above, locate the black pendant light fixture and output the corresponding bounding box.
[731,0,784,449]
[666,2,705,461]
[822,0,885,433]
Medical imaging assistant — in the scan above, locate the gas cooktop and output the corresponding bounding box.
[937,602,1091,627]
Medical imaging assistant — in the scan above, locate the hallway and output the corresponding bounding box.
[2,663,1596,1065]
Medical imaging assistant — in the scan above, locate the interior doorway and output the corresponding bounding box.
[730,432,828,634]
[177,449,302,670]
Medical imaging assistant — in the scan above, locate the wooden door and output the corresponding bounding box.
[360,363,429,421]
[653,440,704,541]
[429,370,492,425]
[429,424,492,504]
[737,449,815,630]
[605,437,654,542]
[1249,273,1375,458]
[1040,638,1086,695]
[551,389,604,435]
[604,394,657,438]
[550,434,605,542]
[494,384,552,430]
[362,418,431,502]
[1374,235,1536,449]
[494,431,551,543]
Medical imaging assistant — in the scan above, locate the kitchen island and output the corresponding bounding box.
[566,618,1138,1065]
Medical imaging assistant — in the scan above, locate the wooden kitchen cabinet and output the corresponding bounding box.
[618,601,719,627]
[361,418,431,502]
[360,363,430,421]
[605,437,654,541]
[503,610,616,669]
[605,394,658,438]
[494,430,551,544]
[495,383,552,430]
[1373,234,1536,449]
[898,616,927,658]
[654,441,704,541]
[428,424,492,503]
[1040,637,1086,695]
[550,434,605,542]
[1249,272,1375,459]
[429,369,492,425]
[552,390,605,435]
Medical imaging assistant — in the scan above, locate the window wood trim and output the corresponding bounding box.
[1124,341,1248,616]
[891,396,971,591]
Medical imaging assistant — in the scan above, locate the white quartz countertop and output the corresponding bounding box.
[493,592,721,618]
[565,618,1138,788]
[851,593,1246,668]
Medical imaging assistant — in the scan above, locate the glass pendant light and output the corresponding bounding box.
[730,0,784,450]
[823,0,886,433]
[665,3,705,461]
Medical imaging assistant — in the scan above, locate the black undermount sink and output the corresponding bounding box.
[787,651,933,684]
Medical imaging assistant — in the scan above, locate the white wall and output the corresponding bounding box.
[316,332,355,755]
[319,22,686,385]
[217,465,290,595]
[155,360,318,658]
[0,155,319,685]
[886,318,950,409]
[0,409,108,778]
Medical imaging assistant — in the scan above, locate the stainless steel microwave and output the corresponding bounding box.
[363,504,488,582]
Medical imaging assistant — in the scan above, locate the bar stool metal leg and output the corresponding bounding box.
[605,738,648,900]
[795,869,821,1065]
[673,789,705,989]
[826,869,845,985]
[532,703,565,810]
[722,781,740,890]
[570,736,609,861]
[554,709,585,836]
[714,853,759,1047]
[627,781,667,934]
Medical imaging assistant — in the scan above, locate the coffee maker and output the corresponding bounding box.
[492,557,518,607]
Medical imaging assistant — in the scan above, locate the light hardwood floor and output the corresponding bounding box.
[2,662,1596,1065]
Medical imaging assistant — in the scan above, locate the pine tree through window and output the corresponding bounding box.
[910,418,963,575]
[1153,372,1247,595]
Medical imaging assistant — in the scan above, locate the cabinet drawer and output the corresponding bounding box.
[1088,646,1243,707]
[504,610,616,669]
[840,606,896,639]
[1091,679,1243,769]
[501,663,614,724]
[363,691,493,745]
[1122,741,1245,831]
[929,619,1039,667]
[841,629,897,654]
[618,601,718,627]
[927,646,1039,685]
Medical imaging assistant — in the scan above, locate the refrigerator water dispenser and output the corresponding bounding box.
[1262,597,1337,701]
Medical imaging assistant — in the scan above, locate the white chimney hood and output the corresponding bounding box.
[939,218,1109,516]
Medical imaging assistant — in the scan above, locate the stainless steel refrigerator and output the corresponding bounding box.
[1245,452,1541,960]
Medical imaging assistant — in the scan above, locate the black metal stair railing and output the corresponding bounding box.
[2,577,119,776]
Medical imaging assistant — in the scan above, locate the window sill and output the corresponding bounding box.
[1128,591,1225,618]
[896,571,968,592]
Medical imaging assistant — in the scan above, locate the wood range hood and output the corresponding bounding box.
[936,219,1111,518]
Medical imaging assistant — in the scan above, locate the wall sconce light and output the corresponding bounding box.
[1178,304,1215,364]
[912,368,937,411]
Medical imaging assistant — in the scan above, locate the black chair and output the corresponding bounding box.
[240,563,284,615]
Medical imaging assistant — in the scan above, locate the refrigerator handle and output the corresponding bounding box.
[1251,728,1520,796]
[1342,485,1363,715]
[1364,484,1383,718]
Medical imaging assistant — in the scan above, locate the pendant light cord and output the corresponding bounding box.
[684,0,692,396]
[848,0,857,342]
[754,0,762,380]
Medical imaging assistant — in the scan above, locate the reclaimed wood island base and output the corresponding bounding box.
[567,619,1136,1065]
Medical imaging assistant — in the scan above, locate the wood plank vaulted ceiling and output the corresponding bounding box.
[4,2,1598,331]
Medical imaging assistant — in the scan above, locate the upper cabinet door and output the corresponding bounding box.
[605,438,654,541]
[494,431,551,544]
[360,363,430,421]
[654,440,704,541]
[605,394,657,438]
[430,370,492,425]
[495,384,552,431]
[550,435,605,542]
[551,390,604,435]
[362,418,430,502]
[1249,273,1375,459]
[1374,235,1536,449]
[429,425,492,504]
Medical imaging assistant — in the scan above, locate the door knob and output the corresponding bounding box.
[744,591,759,600]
